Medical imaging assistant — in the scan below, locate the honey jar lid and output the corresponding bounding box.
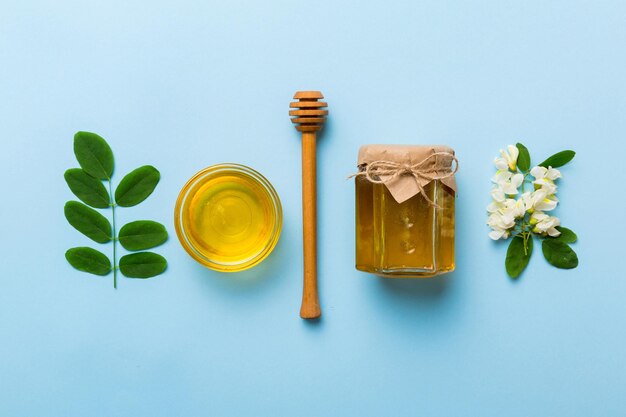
[356,145,457,204]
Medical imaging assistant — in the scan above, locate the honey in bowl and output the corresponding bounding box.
[175,164,282,272]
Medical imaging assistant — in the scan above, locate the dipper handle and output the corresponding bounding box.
[300,131,320,319]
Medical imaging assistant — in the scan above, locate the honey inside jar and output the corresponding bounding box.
[175,164,282,272]
[356,178,455,276]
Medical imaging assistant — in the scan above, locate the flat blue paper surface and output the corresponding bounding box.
[1,1,625,416]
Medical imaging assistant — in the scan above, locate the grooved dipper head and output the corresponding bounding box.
[289,91,328,133]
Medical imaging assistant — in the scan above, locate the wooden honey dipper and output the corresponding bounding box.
[289,91,328,320]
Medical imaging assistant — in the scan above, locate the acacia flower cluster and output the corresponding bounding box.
[488,145,562,241]
[487,143,578,278]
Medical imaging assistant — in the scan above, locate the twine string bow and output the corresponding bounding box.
[349,152,459,207]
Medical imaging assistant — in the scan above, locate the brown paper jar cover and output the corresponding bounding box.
[357,144,457,204]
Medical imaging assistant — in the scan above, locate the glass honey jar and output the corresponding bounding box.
[354,145,458,277]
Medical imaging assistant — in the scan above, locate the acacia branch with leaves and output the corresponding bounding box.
[64,131,168,287]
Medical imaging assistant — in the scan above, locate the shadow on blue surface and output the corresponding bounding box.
[376,273,451,299]
[188,235,287,293]
[366,272,461,334]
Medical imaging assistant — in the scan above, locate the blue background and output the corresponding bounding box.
[1,1,625,416]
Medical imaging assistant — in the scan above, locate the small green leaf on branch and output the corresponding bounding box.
[64,168,110,208]
[74,131,114,179]
[554,226,577,243]
[119,221,168,251]
[515,143,531,172]
[538,150,575,168]
[115,165,160,207]
[64,201,112,243]
[119,252,167,278]
[506,235,533,278]
[65,247,112,275]
[542,239,578,269]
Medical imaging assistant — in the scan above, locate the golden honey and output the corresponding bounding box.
[354,145,457,277]
[356,178,455,276]
[175,164,282,272]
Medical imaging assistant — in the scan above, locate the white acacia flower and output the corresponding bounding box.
[494,159,508,171]
[487,192,531,221]
[487,199,505,213]
[487,211,516,240]
[508,192,532,218]
[492,171,524,195]
[488,228,510,241]
[530,212,561,237]
[537,180,557,195]
[531,166,561,194]
[520,192,534,212]
[492,170,511,183]
[494,145,519,171]
[531,166,561,181]
[531,188,559,212]
[490,187,505,203]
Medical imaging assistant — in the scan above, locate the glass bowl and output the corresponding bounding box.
[174,163,282,272]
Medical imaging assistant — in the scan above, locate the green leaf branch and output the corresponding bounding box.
[64,131,168,287]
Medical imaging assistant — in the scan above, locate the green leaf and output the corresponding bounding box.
[119,221,168,251]
[74,131,114,180]
[515,143,531,172]
[119,252,167,278]
[64,168,110,209]
[115,165,160,207]
[505,235,533,278]
[538,150,575,168]
[542,239,579,269]
[554,226,577,243]
[64,201,112,243]
[65,247,111,275]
